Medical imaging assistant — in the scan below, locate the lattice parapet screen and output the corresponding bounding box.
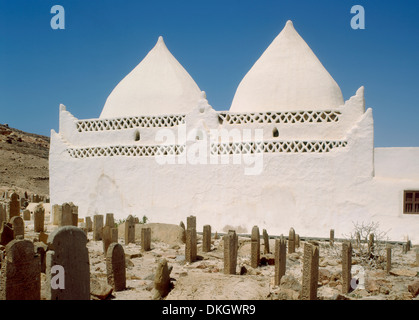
[67,145,185,158]
[210,140,347,155]
[67,140,347,158]
[217,110,341,125]
[76,115,186,132]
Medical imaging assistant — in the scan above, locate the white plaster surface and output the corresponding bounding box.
[374,147,419,180]
[100,36,202,118]
[230,21,344,113]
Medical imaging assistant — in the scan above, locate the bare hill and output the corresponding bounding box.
[0,123,50,196]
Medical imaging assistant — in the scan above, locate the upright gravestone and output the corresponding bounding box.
[102,226,112,255]
[301,242,319,300]
[85,216,93,232]
[185,228,197,263]
[60,203,73,227]
[251,226,260,268]
[111,227,118,244]
[330,229,335,247]
[34,242,47,273]
[223,230,238,275]
[386,245,392,274]
[186,216,196,231]
[0,222,14,245]
[33,204,45,233]
[202,225,211,253]
[288,228,296,254]
[179,221,186,243]
[295,234,300,248]
[70,203,78,227]
[274,235,287,286]
[93,214,104,241]
[10,216,24,239]
[185,216,197,263]
[342,241,352,294]
[106,242,126,291]
[124,215,135,244]
[23,209,31,221]
[263,229,270,254]
[46,226,90,300]
[105,213,115,228]
[0,239,41,300]
[7,192,20,221]
[52,204,61,225]
[154,258,171,299]
[141,227,151,252]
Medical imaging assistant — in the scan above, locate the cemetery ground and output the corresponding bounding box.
[14,211,419,300]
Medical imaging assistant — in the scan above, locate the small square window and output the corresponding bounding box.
[404,190,419,214]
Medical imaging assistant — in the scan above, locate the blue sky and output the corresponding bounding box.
[0,0,418,147]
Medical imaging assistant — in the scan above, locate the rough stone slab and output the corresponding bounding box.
[0,239,41,300]
[106,242,126,292]
[46,226,90,300]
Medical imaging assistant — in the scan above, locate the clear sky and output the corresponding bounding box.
[0,0,418,147]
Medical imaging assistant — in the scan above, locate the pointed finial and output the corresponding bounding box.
[286,20,294,27]
[155,36,166,48]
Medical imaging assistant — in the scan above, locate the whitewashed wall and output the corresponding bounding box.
[49,89,419,243]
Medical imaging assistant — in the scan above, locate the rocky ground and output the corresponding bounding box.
[20,207,419,300]
[0,124,49,197]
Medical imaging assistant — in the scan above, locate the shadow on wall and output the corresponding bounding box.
[87,173,124,216]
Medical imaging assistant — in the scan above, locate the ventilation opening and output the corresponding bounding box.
[134,130,140,141]
[273,128,279,138]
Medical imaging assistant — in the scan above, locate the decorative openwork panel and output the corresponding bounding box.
[76,115,185,132]
[66,140,347,158]
[67,145,185,158]
[210,140,348,155]
[217,110,341,125]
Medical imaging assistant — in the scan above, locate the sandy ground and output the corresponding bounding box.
[15,209,419,301]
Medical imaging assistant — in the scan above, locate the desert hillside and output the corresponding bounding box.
[0,123,49,196]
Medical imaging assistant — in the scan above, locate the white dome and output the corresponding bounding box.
[230,21,344,113]
[100,36,202,118]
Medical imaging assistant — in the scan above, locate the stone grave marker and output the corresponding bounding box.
[10,216,24,239]
[93,214,104,241]
[124,215,135,244]
[274,235,287,286]
[251,226,260,268]
[106,242,126,292]
[301,242,319,300]
[202,225,211,253]
[46,226,90,300]
[0,239,41,300]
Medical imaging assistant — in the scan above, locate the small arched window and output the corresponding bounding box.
[273,127,279,138]
[134,130,140,141]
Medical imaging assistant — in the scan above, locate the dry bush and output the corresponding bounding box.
[331,221,390,270]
